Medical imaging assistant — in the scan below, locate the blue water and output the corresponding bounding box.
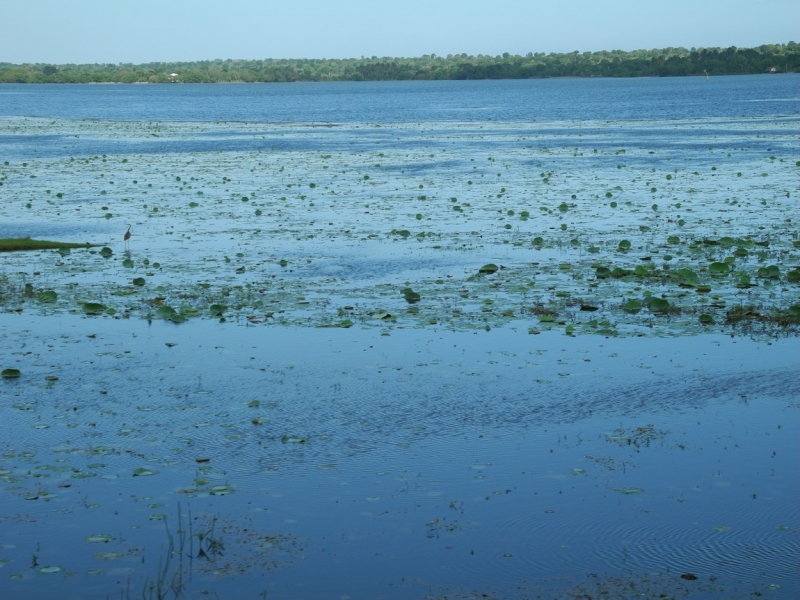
[0,74,798,600]
[0,74,798,122]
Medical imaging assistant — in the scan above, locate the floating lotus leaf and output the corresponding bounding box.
[209,304,227,316]
[736,275,756,288]
[401,288,421,303]
[37,290,57,303]
[757,265,780,279]
[787,268,800,283]
[281,435,308,444]
[1,369,21,378]
[699,314,714,324]
[82,302,106,315]
[132,467,158,477]
[595,266,611,279]
[618,239,631,250]
[37,566,65,573]
[156,306,177,319]
[122,258,134,268]
[621,299,642,313]
[132,277,145,286]
[674,268,698,284]
[479,263,499,274]
[649,297,670,312]
[611,267,631,278]
[99,246,113,257]
[709,262,730,274]
[84,534,114,543]
[610,487,644,495]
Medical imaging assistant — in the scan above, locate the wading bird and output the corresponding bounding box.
[124,224,132,249]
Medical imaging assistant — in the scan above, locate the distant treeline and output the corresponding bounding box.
[1,43,798,83]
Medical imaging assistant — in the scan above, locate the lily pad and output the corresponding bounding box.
[621,299,642,314]
[610,487,644,495]
[709,262,730,274]
[132,467,158,477]
[209,304,227,316]
[757,265,780,279]
[37,290,57,303]
[401,288,421,304]
[37,566,65,574]
[82,302,106,315]
[1,368,21,378]
[646,297,670,313]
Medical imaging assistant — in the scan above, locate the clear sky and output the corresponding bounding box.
[3,0,798,64]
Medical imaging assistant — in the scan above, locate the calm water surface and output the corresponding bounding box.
[0,76,798,600]
[0,74,798,123]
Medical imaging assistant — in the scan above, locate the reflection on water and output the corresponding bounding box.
[0,315,796,599]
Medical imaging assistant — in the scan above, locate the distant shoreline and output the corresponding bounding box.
[0,72,790,85]
[2,43,797,84]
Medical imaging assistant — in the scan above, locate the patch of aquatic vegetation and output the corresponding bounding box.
[1,117,797,338]
[605,424,668,449]
[0,238,98,252]
[4,503,298,597]
[130,508,299,596]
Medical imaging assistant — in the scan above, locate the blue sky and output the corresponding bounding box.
[3,0,798,64]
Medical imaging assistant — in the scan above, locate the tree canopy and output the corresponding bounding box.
[1,43,797,84]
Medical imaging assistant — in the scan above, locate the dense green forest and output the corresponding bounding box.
[1,43,797,83]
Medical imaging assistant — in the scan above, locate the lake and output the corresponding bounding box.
[0,76,798,600]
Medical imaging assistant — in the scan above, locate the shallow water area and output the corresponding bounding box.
[0,314,798,599]
[1,110,798,336]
